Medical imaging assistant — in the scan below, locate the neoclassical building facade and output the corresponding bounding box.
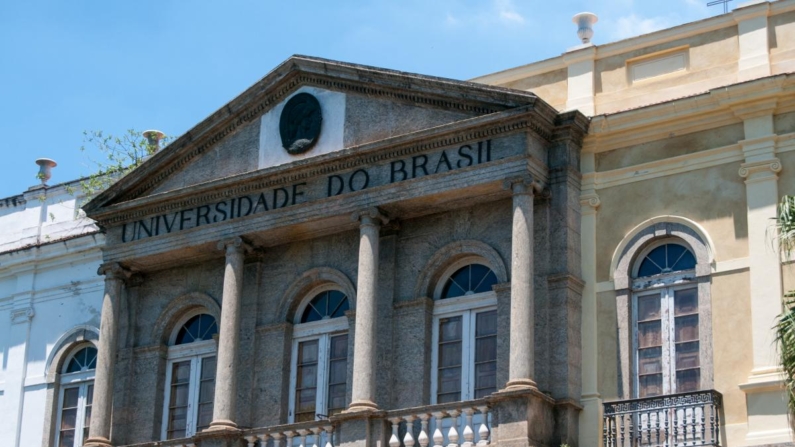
[4,1,795,447]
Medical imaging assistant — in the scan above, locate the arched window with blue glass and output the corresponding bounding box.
[56,344,97,447]
[431,258,499,404]
[632,240,700,398]
[289,286,351,423]
[160,312,219,440]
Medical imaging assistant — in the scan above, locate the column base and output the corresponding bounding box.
[578,395,603,447]
[84,437,113,447]
[502,378,538,392]
[205,419,239,432]
[345,399,379,413]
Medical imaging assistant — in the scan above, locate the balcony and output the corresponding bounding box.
[122,399,494,447]
[603,390,723,447]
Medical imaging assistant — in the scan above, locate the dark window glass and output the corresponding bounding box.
[166,361,191,439]
[437,316,463,403]
[175,314,218,345]
[295,340,319,422]
[441,264,498,299]
[637,244,696,277]
[327,334,349,416]
[196,356,216,432]
[301,290,349,323]
[65,347,98,373]
[474,310,497,398]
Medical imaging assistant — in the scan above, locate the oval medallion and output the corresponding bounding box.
[279,93,322,155]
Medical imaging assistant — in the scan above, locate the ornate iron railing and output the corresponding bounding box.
[603,390,723,447]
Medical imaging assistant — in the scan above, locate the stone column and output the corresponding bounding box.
[208,237,251,431]
[504,178,538,391]
[347,207,388,412]
[85,263,130,447]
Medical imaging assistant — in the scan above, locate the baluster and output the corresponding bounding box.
[390,417,402,447]
[461,408,475,447]
[476,406,490,446]
[700,402,706,442]
[691,403,697,443]
[710,401,717,445]
[432,411,445,447]
[324,425,334,447]
[298,429,310,447]
[664,408,670,447]
[418,414,431,447]
[673,406,679,447]
[447,410,461,447]
[655,409,662,446]
[619,413,625,447]
[286,431,296,447]
[272,432,284,447]
[715,400,721,446]
[312,427,323,447]
[258,434,272,447]
[404,415,417,447]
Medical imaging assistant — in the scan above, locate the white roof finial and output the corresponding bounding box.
[573,12,598,44]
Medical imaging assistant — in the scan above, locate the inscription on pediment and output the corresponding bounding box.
[117,136,524,244]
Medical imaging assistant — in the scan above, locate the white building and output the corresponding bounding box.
[0,176,104,447]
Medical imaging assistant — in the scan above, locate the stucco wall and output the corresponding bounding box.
[595,26,739,114]
[595,162,748,282]
[771,9,795,74]
[501,69,568,111]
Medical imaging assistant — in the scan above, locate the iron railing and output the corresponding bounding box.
[603,390,723,447]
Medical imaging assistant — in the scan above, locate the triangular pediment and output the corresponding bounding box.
[83,55,542,215]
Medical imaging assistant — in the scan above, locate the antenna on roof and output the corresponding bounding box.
[707,0,733,14]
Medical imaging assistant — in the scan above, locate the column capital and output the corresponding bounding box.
[217,236,253,254]
[97,262,132,281]
[739,158,782,183]
[580,192,601,214]
[503,175,537,196]
[351,207,389,227]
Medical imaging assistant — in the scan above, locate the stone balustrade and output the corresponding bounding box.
[385,400,492,447]
[243,420,335,447]
[118,401,495,447]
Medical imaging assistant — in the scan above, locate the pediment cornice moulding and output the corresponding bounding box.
[85,56,551,213]
[584,73,795,153]
[88,107,560,227]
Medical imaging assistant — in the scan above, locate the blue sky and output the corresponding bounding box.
[0,0,721,199]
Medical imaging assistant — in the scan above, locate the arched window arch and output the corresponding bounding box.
[431,258,499,404]
[612,219,713,401]
[161,312,218,440]
[56,343,97,447]
[289,285,351,423]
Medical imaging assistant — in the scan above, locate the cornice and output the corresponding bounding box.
[85,56,547,212]
[585,73,794,153]
[88,108,552,227]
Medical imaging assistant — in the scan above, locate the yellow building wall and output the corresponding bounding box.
[594,162,749,282]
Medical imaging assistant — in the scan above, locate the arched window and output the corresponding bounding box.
[632,241,700,398]
[161,313,218,440]
[290,288,350,422]
[56,345,97,447]
[432,261,499,404]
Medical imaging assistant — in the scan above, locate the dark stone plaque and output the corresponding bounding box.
[279,93,322,155]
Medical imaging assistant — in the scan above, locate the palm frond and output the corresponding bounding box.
[775,196,795,258]
[776,292,795,416]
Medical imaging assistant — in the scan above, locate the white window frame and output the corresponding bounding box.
[430,291,497,404]
[288,285,350,423]
[160,310,218,441]
[632,268,699,398]
[55,346,96,447]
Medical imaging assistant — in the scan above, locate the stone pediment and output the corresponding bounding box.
[82,55,544,215]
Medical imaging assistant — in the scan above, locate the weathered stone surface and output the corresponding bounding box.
[82,55,587,447]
